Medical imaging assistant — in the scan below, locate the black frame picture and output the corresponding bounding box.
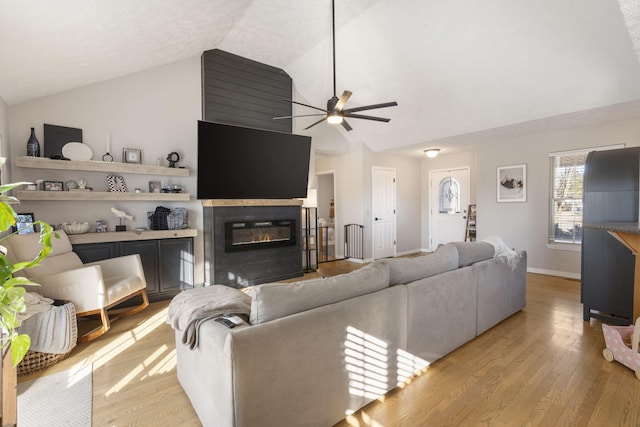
[43,180,64,191]
[13,213,36,234]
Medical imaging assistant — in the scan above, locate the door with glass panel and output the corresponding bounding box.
[429,168,470,250]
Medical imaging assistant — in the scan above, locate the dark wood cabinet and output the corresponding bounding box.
[73,237,194,302]
[582,147,639,324]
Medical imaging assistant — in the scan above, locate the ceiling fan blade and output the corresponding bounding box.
[343,101,398,114]
[286,99,328,113]
[343,113,391,123]
[341,120,353,131]
[334,90,352,111]
[273,113,327,120]
[304,117,328,130]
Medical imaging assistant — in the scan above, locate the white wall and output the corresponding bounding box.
[316,146,422,260]
[316,149,364,258]
[7,56,205,282]
[477,116,640,278]
[368,150,422,256]
[0,96,8,165]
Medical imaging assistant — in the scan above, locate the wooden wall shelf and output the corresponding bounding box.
[67,228,197,244]
[15,156,189,176]
[17,190,190,202]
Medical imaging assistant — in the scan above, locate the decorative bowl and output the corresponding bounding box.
[60,221,90,234]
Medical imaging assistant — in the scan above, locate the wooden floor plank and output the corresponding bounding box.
[17,266,640,426]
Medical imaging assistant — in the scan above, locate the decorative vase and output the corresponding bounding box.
[26,127,40,157]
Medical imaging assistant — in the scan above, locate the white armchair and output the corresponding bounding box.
[4,229,148,342]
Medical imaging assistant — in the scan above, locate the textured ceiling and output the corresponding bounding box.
[2,0,640,155]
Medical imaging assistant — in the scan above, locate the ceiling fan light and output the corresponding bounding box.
[425,149,440,158]
[327,112,343,124]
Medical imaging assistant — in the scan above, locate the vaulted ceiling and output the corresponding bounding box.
[2,0,640,156]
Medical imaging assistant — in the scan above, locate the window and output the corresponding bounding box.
[549,145,624,245]
[439,177,460,214]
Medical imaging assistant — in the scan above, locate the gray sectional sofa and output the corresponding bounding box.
[171,241,527,427]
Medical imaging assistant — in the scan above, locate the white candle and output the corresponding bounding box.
[106,134,111,153]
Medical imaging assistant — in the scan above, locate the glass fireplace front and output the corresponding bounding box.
[224,219,296,252]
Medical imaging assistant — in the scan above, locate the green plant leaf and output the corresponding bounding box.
[11,334,31,367]
[0,202,16,231]
[0,182,31,195]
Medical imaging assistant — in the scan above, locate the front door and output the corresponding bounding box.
[429,168,470,250]
[372,167,396,259]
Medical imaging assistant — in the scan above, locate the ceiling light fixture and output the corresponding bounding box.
[424,149,440,158]
[327,111,343,124]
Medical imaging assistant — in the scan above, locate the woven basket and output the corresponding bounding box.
[18,350,69,376]
[16,299,77,376]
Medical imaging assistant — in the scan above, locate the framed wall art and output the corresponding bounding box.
[497,164,526,202]
[123,148,142,164]
[43,180,64,191]
[107,175,128,192]
[12,212,36,234]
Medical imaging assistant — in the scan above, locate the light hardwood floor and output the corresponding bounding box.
[19,265,640,426]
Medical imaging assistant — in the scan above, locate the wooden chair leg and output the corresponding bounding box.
[77,309,111,343]
[76,290,149,343]
[119,289,149,319]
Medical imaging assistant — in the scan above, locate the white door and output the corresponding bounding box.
[372,167,396,259]
[429,168,470,250]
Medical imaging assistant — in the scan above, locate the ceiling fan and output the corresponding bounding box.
[274,0,397,131]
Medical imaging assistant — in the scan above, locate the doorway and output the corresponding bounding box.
[316,171,337,262]
[372,167,397,259]
[429,167,470,250]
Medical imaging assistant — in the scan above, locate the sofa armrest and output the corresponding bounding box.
[85,254,147,288]
[31,265,107,313]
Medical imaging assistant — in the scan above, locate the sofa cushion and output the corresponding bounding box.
[387,244,459,286]
[447,241,495,267]
[247,261,390,324]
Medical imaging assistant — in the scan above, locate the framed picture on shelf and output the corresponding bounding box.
[12,213,37,234]
[148,180,161,193]
[497,164,526,202]
[123,148,142,164]
[107,175,128,192]
[43,180,64,191]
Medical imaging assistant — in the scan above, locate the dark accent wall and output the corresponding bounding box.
[201,49,292,132]
[204,205,303,287]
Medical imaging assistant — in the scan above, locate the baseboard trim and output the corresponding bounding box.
[527,267,580,280]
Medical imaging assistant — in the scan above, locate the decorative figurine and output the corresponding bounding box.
[167,152,180,168]
[111,207,133,232]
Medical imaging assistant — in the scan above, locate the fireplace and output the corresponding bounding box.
[225,219,296,252]
[203,200,303,288]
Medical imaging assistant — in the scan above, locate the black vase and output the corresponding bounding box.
[26,127,40,157]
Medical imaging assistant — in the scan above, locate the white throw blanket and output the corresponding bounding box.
[17,300,77,354]
[167,285,252,350]
[482,235,521,270]
[16,292,54,324]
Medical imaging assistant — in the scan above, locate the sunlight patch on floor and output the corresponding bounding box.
[88,308,168,370]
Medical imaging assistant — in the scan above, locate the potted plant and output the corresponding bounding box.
[0,157,54,367]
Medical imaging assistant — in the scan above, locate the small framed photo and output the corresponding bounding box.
[148,180,161,193]
[497,164,526,203]
[12,213,36,234]
[123,148,142,164]
[43,180,64,191]
[107,175,128,192]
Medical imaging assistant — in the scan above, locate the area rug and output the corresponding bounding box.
[17,364,92,426]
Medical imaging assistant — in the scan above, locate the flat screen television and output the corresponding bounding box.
[197,121,312,200]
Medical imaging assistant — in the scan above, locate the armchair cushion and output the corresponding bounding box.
[105,275,146,304]
[5,230,83,277]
